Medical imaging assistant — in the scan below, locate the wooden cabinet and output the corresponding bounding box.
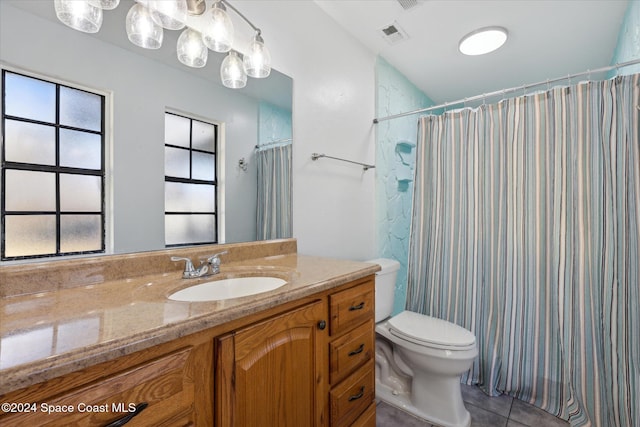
[215,300,327,427]
[329,280,375,337]
[0,275,376,427]
[0,335,214,427]
[327,278,376,427]
[214,276,376,427]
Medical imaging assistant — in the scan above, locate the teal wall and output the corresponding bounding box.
[611,0,640,74]
[375,57,434,315]
[258,102,292,147]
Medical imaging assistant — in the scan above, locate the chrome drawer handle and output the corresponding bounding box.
[348,386,365,402]
[349,302,365,311]
[348,344,365,356]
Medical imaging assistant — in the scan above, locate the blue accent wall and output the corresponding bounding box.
[258,102,292,147]
[611,0,640,74]
[375,57,434,315]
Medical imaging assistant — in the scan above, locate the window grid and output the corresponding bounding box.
[164,112,218,247]
[1,70,106,261]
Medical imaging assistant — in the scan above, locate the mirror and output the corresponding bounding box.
[0,0,293,257]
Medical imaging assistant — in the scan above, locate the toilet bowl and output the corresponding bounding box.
[367,259,478,427]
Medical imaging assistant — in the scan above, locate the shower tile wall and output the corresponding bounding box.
[258,101,292,146]
[375,57,434,314]
[610,0,640,76]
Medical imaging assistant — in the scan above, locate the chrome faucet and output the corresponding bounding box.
[171,250,228,279]
[204,250,227,275]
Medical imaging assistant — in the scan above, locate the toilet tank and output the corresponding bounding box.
[366,258,400,322]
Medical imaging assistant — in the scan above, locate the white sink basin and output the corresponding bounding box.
[168,276,287,302]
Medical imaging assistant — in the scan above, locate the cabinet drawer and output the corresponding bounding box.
[330,320,374,385]
[2,347,198,427]
[330,359,375,427]
[329,279,374,336]
[350,402,376,427]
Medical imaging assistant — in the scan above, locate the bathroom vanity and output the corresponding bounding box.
[0,239,378,426]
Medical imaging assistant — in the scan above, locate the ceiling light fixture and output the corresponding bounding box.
[54,0,271,89]
[54,0,103,33]
[177,27,208,68]
[202,0,234,53]
[459,26,508,56]
[126,3,163,49]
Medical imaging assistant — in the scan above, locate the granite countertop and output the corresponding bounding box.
[0,242,380,395]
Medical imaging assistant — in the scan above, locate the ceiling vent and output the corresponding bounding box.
[396,0,420,10]
[379,22,409,45]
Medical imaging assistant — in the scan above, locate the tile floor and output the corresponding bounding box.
[376,384,570,427]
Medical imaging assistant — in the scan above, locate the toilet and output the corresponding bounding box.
[368,258,478,427]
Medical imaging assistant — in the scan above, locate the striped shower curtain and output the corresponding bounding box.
[256,144,292,240]
[406,74,639,427]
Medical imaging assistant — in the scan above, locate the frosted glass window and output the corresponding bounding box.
[5,170,56,211]
[165,182,216,212]
[192,152,216,181]
[165,113,191,147]
[60,174,102,211]
[60,129,102,170]
[1,70,105,260]
[60,86,102,131]
[165,214,216,245]
[4,215,57,258]
[4,73,56,123]
[60,215,102,252]
[165,146,190,178]
[4,120,56,165]
[192,120,216,152]
[164,111,218,246]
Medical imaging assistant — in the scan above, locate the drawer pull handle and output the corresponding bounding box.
[348,344,365,356]
[318,320,327,330]
[349,302,365,311]
[103,402,148,427]
[348,386,365,402]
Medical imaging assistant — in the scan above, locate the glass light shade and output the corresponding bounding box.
[126,4,163,49]
[243,34,271,78]
[221,51,247,89]
[459,27,508,56]
[88,0,120,10]
[148,0,187,30]
[185,0,206,15]
[202,2,234,53]
[54,0,103,33]
[177,28,208,68]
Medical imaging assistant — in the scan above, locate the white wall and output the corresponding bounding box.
[1,1,378,261]
[0,2,260,253]
[238,1,378,260]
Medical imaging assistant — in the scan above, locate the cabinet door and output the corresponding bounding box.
[216,300,328,427]
[1,344,213,427]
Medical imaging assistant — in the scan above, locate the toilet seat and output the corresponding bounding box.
[388,311,476,351]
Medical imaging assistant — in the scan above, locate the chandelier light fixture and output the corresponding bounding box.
[54,0,272,89]
[54,0,104,33]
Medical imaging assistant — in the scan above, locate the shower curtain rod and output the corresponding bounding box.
[255,138,293,149]
[373,58,640,124]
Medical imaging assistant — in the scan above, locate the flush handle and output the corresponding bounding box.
[348,344,365,356]
[317,320,327,330]
[348,386,365,402]
[349,302,365,311]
